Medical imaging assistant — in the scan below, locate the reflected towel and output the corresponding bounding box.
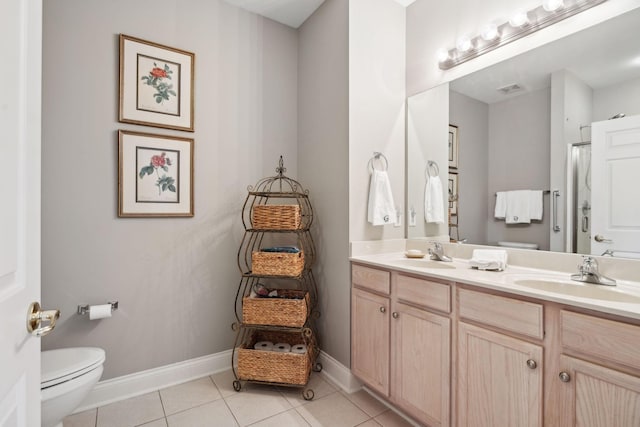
[495,191,507,219]
[425,175,445,224]
[505,190,531,224]
[367,170,397,226]
[529,190,543,220]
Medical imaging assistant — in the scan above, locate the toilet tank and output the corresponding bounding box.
[497,241,539,250]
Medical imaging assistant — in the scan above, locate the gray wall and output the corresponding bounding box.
[41,0,298,380]
[449,91,489,245]
[487,88,551,250]
[298,0,350,366]
[593,76,640,122]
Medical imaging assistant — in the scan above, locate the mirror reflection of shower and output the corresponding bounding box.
[571,141,591,254]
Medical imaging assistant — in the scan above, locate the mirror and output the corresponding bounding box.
[407,7,640,258]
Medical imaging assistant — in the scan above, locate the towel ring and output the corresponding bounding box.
[426,160,440,178]
[369,152,389,172]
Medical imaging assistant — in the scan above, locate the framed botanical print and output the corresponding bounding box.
[448,171,458,216]
[448,124,459,169]
[119,34,195,131]
[118,130,194,217]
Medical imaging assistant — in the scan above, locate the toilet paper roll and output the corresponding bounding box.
[254,341,274,351]
[291,344,307,354]
[89,304,112,320]
[272,343,291,353]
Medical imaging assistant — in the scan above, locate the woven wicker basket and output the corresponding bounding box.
[237,330,311,385]
[243,290,309,327]
[252,205,301,230]
[252,251,304,277]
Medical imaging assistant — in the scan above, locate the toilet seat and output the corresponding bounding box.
[42,347,105,389]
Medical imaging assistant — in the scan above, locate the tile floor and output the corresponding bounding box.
[63,370,416,427]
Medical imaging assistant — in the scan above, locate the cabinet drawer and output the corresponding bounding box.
[458,288,544,340]
[561,310,640,370]
[352,264,390,295]
[396,274,451,313]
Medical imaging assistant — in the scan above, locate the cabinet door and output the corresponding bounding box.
[557,355,640,427]
[391,302,450,427]
[351,288,390,396]
[458,322,542,427]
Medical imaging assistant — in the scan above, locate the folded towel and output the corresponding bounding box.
[469,249,508,271]
[505,190,531,224]
[261,246,300,253]
[494,191,507,219]
[529,190,543,220]
[368,170,397,226]
[425,175,445,224]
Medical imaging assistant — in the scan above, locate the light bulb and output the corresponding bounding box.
[543,0,564,12]
[509,10,529,27]
[436,48,450,63]
[480,23,499,41]
[456,36,473,52]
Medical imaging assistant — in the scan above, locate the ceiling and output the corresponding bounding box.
[222,0,325,28]
[450,7,640,104]
[223,0,415,29]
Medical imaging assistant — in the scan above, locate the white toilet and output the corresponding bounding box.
[497,241,539,250]
[41,347,105,427]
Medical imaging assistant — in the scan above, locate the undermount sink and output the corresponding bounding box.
[511,276,640,303]
[393,259,456,270]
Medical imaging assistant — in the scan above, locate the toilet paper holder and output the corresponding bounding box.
[77,301,119,315]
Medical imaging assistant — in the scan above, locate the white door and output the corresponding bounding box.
[591,115,640,257]
[0,1,43,426]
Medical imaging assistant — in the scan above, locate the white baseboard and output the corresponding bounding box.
[75,349,361,413]
[75,350,232,413]
[317,351,362,394]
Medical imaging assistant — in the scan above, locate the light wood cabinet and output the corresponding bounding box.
[457,322,543,427]
[556,355,640,426]
[351,287,390,396]
[351,264,451,426]
[351,261,640,427]
[392,301,450,427]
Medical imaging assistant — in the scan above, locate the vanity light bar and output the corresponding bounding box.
[438,0,607,70]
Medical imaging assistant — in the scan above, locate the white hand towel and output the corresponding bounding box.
[469,249,508,271]
[505,190,531,224]
[495,191,507,219]
[529,190,543,220]
[425,175,444,224]
[367,170,397,226]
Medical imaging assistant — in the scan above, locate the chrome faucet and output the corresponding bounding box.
[429,242,452,262]
[571,256,616,286]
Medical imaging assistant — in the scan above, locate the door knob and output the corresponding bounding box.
[26,302,60,337]
[594,234,613,243]
[526,359,537,369]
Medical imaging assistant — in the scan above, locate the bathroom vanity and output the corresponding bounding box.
[350,244,640,427]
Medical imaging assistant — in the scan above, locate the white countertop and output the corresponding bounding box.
[350,251,640,321]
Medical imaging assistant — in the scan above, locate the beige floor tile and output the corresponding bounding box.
[139,419,168,427]
[225,386,293,426]
[278,373,337,407]
[211,369,241,398]
[160,377,222,415]
[355,420,382,427]
[374,410,416,427]
[63,409,97,427]
[247,408,310,427]
[96,392,165,427]
[343,389,388,417]
[295,391,369,427]
[166,400,238,427]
